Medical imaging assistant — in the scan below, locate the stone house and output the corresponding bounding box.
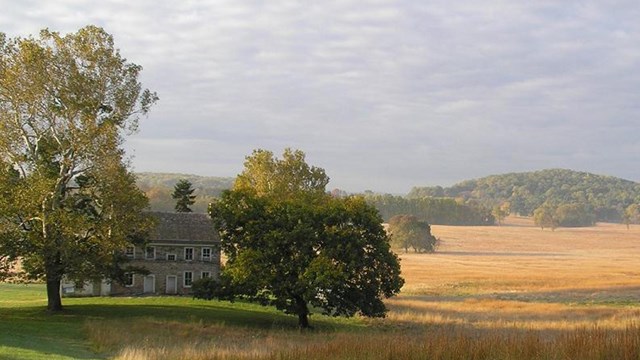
[62,212,220,296]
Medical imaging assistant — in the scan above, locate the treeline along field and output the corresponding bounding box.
[409,169,640,223]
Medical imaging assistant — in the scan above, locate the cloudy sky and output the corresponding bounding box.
[2,1,639,193]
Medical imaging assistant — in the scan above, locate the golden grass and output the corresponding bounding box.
[391,217,640,333]
[88,217,640,359]
[90,320,640,360]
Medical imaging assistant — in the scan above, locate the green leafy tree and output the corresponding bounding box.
[234,148,329,199]
[172,179,196,212]
[205,149,403,328]
[555,203,595,227]
[387,215,438,253]
[492,202,511,226]
[533,203,558,231]
[623,204,640,229]
[0,26,157,311]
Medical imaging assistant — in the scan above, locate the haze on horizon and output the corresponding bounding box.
[2,1,639,193]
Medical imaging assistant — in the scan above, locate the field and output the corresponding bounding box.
[2,217,640,359]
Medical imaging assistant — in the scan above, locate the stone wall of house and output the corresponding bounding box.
[111,244,220,296]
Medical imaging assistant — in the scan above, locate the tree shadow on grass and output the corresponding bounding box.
[0,297,364,360]
[0,310,102,360]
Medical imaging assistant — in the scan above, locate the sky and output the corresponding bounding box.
[2,1,639,193]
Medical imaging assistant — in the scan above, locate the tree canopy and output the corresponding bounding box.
[0,26,157,310]
[234,148,329,199]
[203,149,403,328]
[172,179,196,213]
[387,215,438,253]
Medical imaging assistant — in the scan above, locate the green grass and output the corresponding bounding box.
[0,283,364,360]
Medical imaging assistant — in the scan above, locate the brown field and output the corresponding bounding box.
[96,217,640,359]
[389,217,640,332]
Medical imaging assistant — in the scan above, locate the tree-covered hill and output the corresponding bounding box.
[408,169,640,223]
[136,172,234,213]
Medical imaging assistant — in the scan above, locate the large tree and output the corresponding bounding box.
[387,214,438,253]
[0,26,157,311]
[172,179,196,213]
[205,149,403,328]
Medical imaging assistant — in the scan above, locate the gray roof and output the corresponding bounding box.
[148,212,219,243]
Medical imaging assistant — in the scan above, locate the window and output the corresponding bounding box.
[184,271,193,287]
[124,273,134,287]
[166,253,177,261]
[184,247,194,261]
[201,271,211,279]
[125,246,135,259]
[145,246,156,260]
[201,247,211,261]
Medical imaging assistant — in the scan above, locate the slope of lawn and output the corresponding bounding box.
[0,283,363,360]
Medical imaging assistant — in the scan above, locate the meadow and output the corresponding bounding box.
[2,217,640,359]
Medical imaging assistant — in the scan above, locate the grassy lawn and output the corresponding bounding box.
[1,283,100,360]
[0,283,363,360]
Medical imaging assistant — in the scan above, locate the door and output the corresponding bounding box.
[166,275,177,294]
[100,280,111,296]
[143,275,155,294]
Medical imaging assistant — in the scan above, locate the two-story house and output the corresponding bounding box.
[62,212,220,296]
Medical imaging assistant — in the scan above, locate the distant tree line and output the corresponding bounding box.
[363,194,494,226]
[408,169,640,225]
[135,173,234,213]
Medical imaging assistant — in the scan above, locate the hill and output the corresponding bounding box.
[136,172,234,213]
[408,169,640,223]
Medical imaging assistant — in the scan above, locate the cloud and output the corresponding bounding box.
[2,0,640,192]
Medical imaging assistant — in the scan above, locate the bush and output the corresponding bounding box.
[191,273,235,301]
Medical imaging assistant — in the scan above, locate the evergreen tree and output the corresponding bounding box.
[172,179,196,213]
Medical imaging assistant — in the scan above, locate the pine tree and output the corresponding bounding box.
[172,179,196,212]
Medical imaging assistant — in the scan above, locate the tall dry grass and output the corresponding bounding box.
[87,217,640,359]
[88,320,640,360]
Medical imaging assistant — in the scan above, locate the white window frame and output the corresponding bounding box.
[184,271,193,288]
[145,246,156,260]
[166,253,177,261]
[124,273,134,287]
[201,271,211,279]
[125,245,135,259]
[201,247,211,261]
[184,247,194,261]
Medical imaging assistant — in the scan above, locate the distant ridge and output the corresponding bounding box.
[408,169,640,222]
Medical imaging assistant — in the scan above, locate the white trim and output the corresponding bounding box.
[124,273,134,287]
[183,271,193,288]
[201,271,211,279]
[201,247,212,261]
[125,245,135,259]
[166,253,177,261]
[145,246,156,260]
[149,242,219,247]
[184,247,194,261]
